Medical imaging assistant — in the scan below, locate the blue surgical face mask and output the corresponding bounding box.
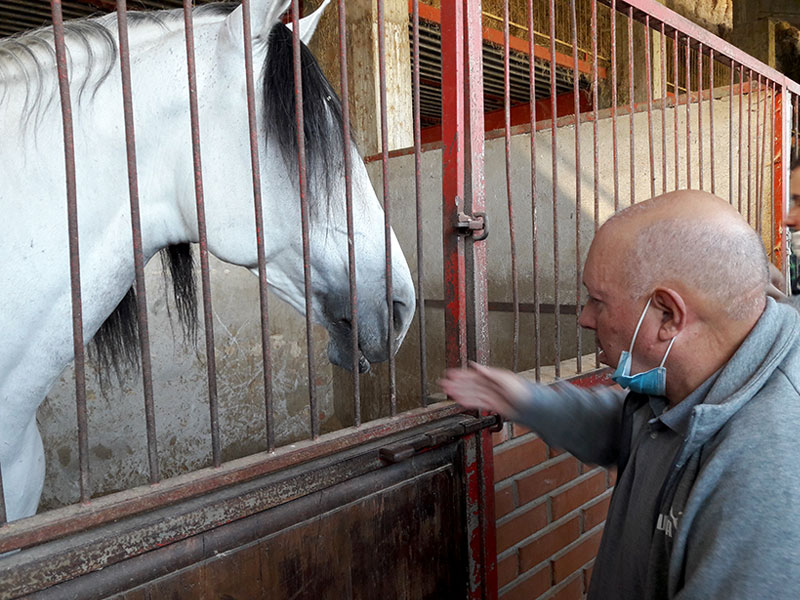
[611,298,676,396]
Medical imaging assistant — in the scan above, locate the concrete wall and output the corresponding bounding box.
[38,86,771,509]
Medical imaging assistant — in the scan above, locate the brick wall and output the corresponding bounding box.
[492,397,616,599]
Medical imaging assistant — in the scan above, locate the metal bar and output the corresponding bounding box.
[290,0,319,437]
[770,80,776,262]
[760,78,770,231]
[0,401,465,554]
[739,64,744,213]
[116,0,158,482]
[51,0,90,502]
[685,36,691,189]
[729,60,734,204]
[698,42,703,190]
[411,0,428,403]
[570,0,581,373]
[628,5,635,205]
[0,463,6,525]
[645,15,655,198]
[335,0,360,425]
[748,69,753,224]
[376,0,397,414]
[775,86,788,275]
[710,49,716,195]
[612,0,620,211]
[441,0,467,369]
[794,95,799,160]
[528,0,541,380]
[550,0,561,375]
[182,0,220,465]
[240,0,274,450]
[673,30,679,191]
[592,0,599,369]
[475,428,499,600]
[755,73,763,234]
[505,0,519,372]
[661,21,667,194]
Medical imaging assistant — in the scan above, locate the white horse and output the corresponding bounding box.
[0,0,415,523]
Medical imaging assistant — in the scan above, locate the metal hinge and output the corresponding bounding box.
[378,414,501,464]
[455,209,488,241]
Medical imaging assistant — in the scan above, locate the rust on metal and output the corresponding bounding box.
[645,15,655,198]
[570,0,581,373]
[628,5,635,205]
[549,0,561,376]
[528,0,541,380]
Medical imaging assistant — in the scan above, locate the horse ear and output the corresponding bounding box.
[286,0,331,45]
[224,0,291,43]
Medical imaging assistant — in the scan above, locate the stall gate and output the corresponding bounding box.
[0,0,798,599]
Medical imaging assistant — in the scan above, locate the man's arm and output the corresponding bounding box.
[439,363,627,466]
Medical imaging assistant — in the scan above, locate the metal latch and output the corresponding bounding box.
[455,210,488,241]
[378,414,501,464]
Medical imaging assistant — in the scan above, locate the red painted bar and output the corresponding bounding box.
[698,42,703,190]
[550,0,561,376]
[570,0,581,373]
[628,6,635,205]
[769,80,775,259]
[710,49,716,195]
[528,0,541,380]
[661,21,667,194]
[116,0,159,481]
[755,74,763,234]
[729,60,734,204]
[774,87,787,273]
[441,0,467,369]
[739,64,744,213]
[685,37,691,189]
[376,0,397,414]
[411,0,428,404]
[505,0,520,372]
[51,0,91,501]
[673,30,679,191]
[335,0,360,424]
[289,0,319,437]
[645,16,655,198]
[748,69,753,224]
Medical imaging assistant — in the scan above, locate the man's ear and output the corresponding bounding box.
[651,287,686,340]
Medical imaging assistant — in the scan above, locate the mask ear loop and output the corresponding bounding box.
[629,297,653,355]
[659,336,677,368]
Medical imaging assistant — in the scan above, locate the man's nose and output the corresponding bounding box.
[578,304,595,329]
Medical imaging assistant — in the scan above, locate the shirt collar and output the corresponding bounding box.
[648,370,721,436]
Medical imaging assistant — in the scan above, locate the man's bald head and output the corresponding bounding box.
[595,190,769,320]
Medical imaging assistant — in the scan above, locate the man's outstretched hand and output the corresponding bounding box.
[438,362,530,421]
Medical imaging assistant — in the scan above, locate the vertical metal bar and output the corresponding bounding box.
[729,60,734,204]
[770,80,776,261]
[182,0,221,463]
[441,0,467,369]
[794,94,799,160]
[116,0,159,481]
[755,74,763,234]
[570,0,581,373]
[335,0,359,424]
[505,0,519,372]
[592,0,599,369]
[289,0,319,437]
[628,6,635,205]
[376,0,397,414]
[709,49,716,195]
[51,0,90,501]
[673,30,679,190]
[685,36,691,189]
[549,0,561,375]
[747,69,753,224]
[660,21,667,194]
[644,16,655,198]
[697,43,703,190]
[0,463,5,524]
[739,64,744,213]
[528,0,541,380]
[611,0,619,211]
[241,0,275,450]
[760,78,769,234]
[411,0,427,403]
[775,85,788,275]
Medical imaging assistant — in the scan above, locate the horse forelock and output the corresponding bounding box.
[263,22,354,219]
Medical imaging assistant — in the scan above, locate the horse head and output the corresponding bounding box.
[187,0,415,373]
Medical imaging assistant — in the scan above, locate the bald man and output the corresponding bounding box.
[440,191,800,600]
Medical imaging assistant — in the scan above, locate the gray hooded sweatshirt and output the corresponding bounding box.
[514,298,800,599]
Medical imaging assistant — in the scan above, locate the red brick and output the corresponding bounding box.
[583,561,595,592]
[549,445,566,458]
[551,575,583,600]
[495,482,516,519]
[550,471,606,520]
[518,516,581,572]
[500,563,550,600]
[607,468,618,487]
[497,503,548,553]
[498,552,519,588]
[517,456,579,505]
[493,423,511,446]
[551,530,603,583]
[581,492,612,532]
[513,423,532,437]
[494,437,548,483]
